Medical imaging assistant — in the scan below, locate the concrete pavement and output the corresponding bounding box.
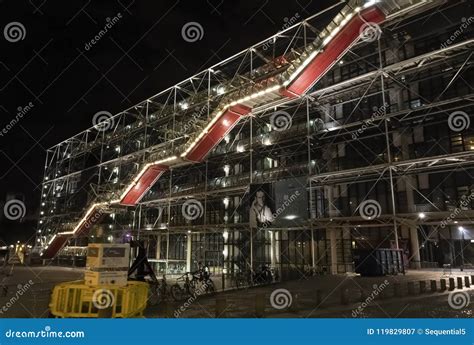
[0,265,472,318]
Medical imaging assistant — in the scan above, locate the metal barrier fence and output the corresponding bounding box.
[50,280,148,318]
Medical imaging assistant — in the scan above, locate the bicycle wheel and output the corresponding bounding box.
[186,281,196,296]
[148,283,162,306]
[235,276,246,289]
[171,284,185,301]
[265,271,273,285]
[234,277,241,289]
[253,274,262,286]
[205,279,216,295]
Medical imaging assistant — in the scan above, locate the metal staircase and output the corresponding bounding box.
[38,0,440,258]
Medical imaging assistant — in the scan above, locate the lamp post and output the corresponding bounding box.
[458,226,465,271]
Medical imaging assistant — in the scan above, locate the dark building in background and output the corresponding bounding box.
[34,0,474,278]
[0,193,37,244]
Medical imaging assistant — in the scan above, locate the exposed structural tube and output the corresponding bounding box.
[41,2,389,258]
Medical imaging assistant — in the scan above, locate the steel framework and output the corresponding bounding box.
[35,0,473,276]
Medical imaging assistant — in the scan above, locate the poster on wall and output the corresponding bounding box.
[248,183,275,228]
[273,177,308,227]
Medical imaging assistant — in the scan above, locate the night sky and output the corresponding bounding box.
[0,0,334,243]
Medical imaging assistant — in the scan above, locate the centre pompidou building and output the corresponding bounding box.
[35,0,474,279]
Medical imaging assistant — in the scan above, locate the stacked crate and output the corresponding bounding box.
[84,243,130,286]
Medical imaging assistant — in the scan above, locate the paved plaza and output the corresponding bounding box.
[1,265,472,318]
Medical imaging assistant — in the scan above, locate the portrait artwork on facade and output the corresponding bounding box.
[248,183,275,229]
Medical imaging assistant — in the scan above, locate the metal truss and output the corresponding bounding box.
[35,0,473,269]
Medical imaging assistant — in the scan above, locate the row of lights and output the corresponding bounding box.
[178,85,225,111]
[182,2,376,157]
[418,213,470,234]
[117,155,177,201]
[42,2,381,253]
[44,156,180,251]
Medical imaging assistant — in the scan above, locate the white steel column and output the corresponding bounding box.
[327,228,338,275]
[186,233,192,272]
[409,226,421,269]
[401,131,422,269]
[326,185,338,274]
[155,233,161,260]
[270,231,276,267]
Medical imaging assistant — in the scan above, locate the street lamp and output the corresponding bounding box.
[458,226,465,271]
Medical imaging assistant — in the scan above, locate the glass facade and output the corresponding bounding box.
[37,1,474,278]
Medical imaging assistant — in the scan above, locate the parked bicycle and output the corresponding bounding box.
[233,265,276,288]
[252,264,273,285]
[147,274,171,305]
[170,271,216,301]
[189,262,216,295]
[198,272,216,295]
[270,267,280,282]
[170,272,196,301]
[233,271,248,289]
